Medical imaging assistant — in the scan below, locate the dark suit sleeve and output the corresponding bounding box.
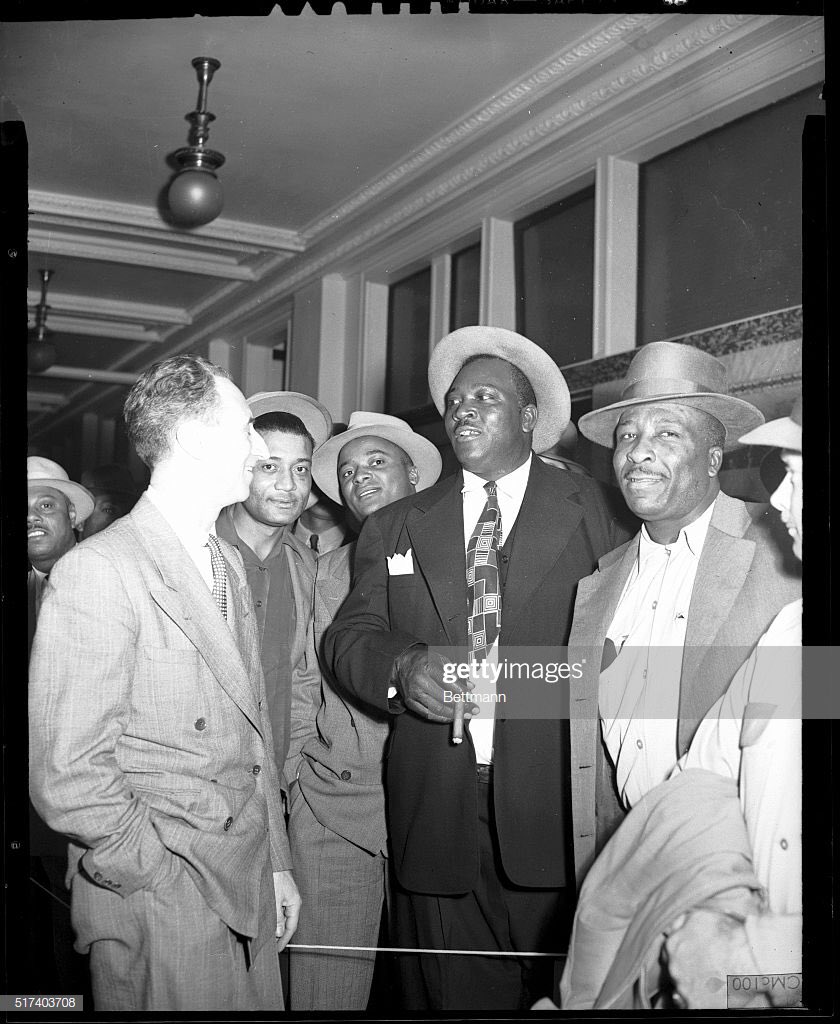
[324,510,424,715]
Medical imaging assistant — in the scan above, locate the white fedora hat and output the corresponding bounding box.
[427,326,571,454]
[739,394,801,452]
[247,391,332,449]
[27,457,95,525]
[312,412,443,505]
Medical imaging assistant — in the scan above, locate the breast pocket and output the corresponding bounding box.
[133,646,206,739]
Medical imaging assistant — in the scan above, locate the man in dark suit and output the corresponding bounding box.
[325,327,625,1011]
[30,356,299,1011]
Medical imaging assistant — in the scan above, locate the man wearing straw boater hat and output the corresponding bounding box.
[325,328,626,1011]
[567,342,801,887]
[287,412,441,1012]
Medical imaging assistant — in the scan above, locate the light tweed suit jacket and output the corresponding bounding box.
[567,490,802,887]
[294,541,390,856]
[28,495,291,960]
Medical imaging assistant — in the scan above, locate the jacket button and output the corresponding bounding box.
[340,770,351,781]
[223,816,233,831]
[93,871,103,882]
[255,600,263,608]
[194,717,206,731]
[252,764,261,775]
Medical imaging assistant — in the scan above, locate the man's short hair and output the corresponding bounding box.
[124,355,231,469]
[254,411,315,451]
[460,353,537,411]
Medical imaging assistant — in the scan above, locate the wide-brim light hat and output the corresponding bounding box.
[427,326,571,454]
[312,412,443,505]
[247,391,332,449]
[739,394,801,452]
[27,456,95,525]
[578,341,764,451]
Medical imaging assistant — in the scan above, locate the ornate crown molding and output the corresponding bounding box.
[29,191,305,254]
[302,12,656,241]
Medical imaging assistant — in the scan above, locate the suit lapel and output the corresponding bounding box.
[679,493,755,739]
[129,498,263,735]
[501,462,587,639]
[571,538,639,649]
[405,476,468,647]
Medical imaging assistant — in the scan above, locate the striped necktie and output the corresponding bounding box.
[466,481,502,661]
[205,534,228,620]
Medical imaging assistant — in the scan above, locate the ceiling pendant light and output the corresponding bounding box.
[166,57,226,228]
[28,268,58,374]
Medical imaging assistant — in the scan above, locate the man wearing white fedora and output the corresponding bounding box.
[568,342,801,887]
[27,456,94,649]
[286,412,442,1011]
[215,391,332,792]
[326,328,625,1010]
[27,457,95,996]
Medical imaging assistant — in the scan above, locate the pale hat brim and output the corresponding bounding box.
[247,392,332,449]
[312,424,443,506]
[27,477,95,525]
[739,415,801,452]
[427,327,571,454]
[578,393,764,452]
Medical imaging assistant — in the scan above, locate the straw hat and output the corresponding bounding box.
[247,391,332,448]
[427,326,571,454]
[739,394,802,452]
[312,412,442,505]
[27,457,95,524]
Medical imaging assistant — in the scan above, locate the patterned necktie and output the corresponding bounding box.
[205,534,228,620]
[467,482,503,661]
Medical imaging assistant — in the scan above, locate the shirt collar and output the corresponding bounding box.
[638,492,718,560]
[217,503,296,563]
[147,484,215,552]
[461,453,532,497]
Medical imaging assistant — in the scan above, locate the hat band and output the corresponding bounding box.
[621,376,726,401]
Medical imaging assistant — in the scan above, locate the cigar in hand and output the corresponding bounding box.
[451,699,465,744]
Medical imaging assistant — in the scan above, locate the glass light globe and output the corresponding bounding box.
[167,169,223,227]
[28,341,57,373]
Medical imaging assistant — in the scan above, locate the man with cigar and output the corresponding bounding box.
[326,327,625,1011]
[568,342,801,884]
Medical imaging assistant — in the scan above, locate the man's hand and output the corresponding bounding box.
[394,646,478,723]
[273,870,301,951]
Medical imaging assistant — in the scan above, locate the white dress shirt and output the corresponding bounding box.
[146,485,220,600]
[599,497,717,809]
[461,455,532,765]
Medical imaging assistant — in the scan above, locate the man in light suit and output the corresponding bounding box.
[215,391,332,791]
[29,355,301,1011]
[287,413,442,1011]
[325,327,626,1011]
[568,342,801,885]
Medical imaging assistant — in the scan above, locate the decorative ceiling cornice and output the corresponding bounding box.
[27,290,191,327]
[29,191,305,253]
[301,12,658,241]
[212,13,809,314]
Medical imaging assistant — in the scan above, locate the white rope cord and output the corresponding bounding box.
[289,943,566,959]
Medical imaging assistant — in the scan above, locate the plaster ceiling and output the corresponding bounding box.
[2,8,610,442]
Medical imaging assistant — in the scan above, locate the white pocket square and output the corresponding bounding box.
[387,549,414,575]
